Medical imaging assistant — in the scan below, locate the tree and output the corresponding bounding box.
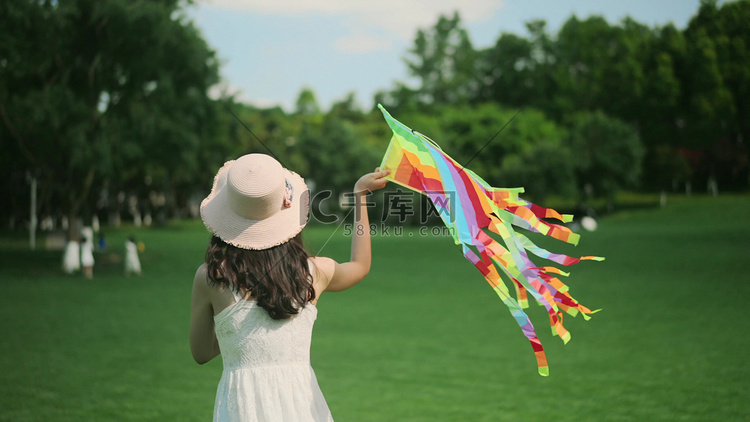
[328,92,364,122]
[297,114,379,196]
[682,0,750,189]
[295,87,321,116]
[433,104,576,203]
[639,24,684,144]
[552,16,647,121]
[372,83,421,115]
[478,32,534,107]
[565,111,644,206]
[0,0,219,232]
[403,12,479,106]
[637,24,688,191]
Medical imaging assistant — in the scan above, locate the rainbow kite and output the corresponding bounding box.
[378,104,603,376]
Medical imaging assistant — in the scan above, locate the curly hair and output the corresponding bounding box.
[204,234,314,319]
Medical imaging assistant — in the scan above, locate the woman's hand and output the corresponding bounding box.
[354,168,390,195]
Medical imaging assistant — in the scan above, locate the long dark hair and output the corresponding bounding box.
[204,234,315,320]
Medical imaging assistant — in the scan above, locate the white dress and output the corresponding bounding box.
[124,240,141,274]
[62,240,80,273]
[212,289,333,422]
[80,239,95,267]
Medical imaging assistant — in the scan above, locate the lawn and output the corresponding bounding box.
[0,194,748,421]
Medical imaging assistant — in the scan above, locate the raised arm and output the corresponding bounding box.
[323,169,389,292]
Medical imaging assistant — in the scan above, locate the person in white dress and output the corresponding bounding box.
[62,235,81,274]
[124,236,142,276]
[80,227,95,279]
[190,154,389,422]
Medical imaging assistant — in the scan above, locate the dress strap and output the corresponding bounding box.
[230,287,243,302]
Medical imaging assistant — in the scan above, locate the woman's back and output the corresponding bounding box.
[214,299,317,370]
[212,297,332,422]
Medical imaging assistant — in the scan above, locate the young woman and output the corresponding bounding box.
[190,153,389,421]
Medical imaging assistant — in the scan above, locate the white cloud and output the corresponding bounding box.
[203,0,505,40]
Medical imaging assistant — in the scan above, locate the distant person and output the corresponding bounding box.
[190,154,389,421]
[62,234,80,274]
[80,227,95,279]
[98,232,106,252]
[124,236,142,276]
[571,205,599,233]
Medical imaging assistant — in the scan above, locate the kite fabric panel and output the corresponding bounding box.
[377,104,603,376]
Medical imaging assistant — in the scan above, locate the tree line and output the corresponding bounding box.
[1,0,747,236]
[377,0,749,198]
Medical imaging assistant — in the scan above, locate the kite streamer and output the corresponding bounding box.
[377,104,603,376]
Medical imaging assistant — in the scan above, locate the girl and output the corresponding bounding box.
[80,227,95,279]
[124,236,142,276]
[190,153,389,421]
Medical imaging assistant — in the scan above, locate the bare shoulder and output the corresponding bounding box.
[194,263,207,278]
[309,256,336,283]
[193,264,210,290]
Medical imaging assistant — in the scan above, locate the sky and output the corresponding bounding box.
[186,0,710,111]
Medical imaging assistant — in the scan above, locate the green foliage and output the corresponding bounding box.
[295,87,322,116]
[436,104,576,201]
[0,0,219,227]
[3,0,749,230]
[296,110,380,199]
[404,12,478,106]
[384,1,750,194]
[553,16,649,121]
[478,32,533,107]
[565,111,644,201]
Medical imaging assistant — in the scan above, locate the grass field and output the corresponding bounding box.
[1,194,748,421]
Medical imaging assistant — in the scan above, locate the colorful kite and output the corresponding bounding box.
[377,104,603,376]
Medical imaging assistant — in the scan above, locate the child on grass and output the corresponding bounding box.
[80,227,95,279]
[62,234,80,274]
[124,236,142,276]
[190,153,388,421]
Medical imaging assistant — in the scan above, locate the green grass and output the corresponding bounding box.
[1,194,749,421]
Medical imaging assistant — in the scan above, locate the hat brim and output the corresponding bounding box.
[200,164,309,250]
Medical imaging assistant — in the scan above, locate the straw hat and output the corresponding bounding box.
[200,154,309,250]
